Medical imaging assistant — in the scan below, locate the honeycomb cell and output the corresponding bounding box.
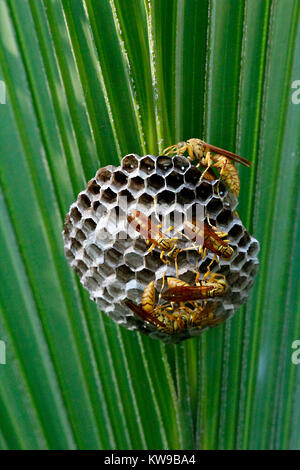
[137,193,154,211]
[70,238,81,252]
[105,248,123,267]
[136,268,154,284]
[228,223,243,241]
[111,170,128,190]
[118,188,135,206]
[216,209,234,226]
[147,174,165,193]
[213,180,227,198]
[124,248,144,270]
[78,193,92,211]
[121,154,139,173]
[177,187,195,205]
[196,181,213,201]
[248,240,260,257]
[128,176,145,194]
[63,154,259,343]
[96,166,113,185]
[166,171,184,189]
[184,167,201,188]
[115,264,134,283]
[140,156,156,175]
[157,190,175,206]
[70,206,82,224]
[82,217,97,235]
[87,178,101,195]
[206,198,223,217]
[238,231,251,248]
[156,156,174,176]
[100,188,117,206]
[173,156,190,173]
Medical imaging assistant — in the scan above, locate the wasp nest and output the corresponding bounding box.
[63,154,259,343]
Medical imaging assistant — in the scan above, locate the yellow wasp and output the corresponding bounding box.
[163,138,252,197]
[125,273,227,334]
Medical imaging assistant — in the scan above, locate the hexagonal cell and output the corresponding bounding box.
[78,192,92,211]
[137,193,154,211]
[196,181,213,201]
[74,259,88,276]
[87,178,101,195]
[95,297,111,311]
[128,175,145,194]
[76,229,86,243]
[102,287,114,302]
[125,279,146,302]
[82,275,99,292]
[228,223,243,241]
[231,251,247,269]
[248,239,260,257]
[146,173,165,193]
[82,250,93,266]
[144,250,161,272]
[81,217,97,236]
[133,237,148,254]
[216,209,234,226]
[89,267,105,285]
[115,264,135,283]
[238,230,251,248]
[140,155,156,175]
[136,268,154,285]
[122,154,139,173]
[156,156,174,176]
[177,187,195,205]
[106,278,124,299]
[100,187,117,206]
[166,171,184,189]
[118,188,135,206]
[64,248,75,262]
[105,248,123,267]
[70,206,82,225]
[70,238,82,252]
[85,243,103,261]
[156,189,176,206]
[173,156,190,173]
[96,166,113,185]
[111,170,128,190]
[206,198,223,217]
[124,248,145,270]
[212,180,227,198]
[97,262,114,278]
[184,167,201,188]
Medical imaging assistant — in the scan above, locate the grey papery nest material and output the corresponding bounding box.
[63,154,259,343]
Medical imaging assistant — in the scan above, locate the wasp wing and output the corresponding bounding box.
[125,300,165,329]
[204,143,252,167]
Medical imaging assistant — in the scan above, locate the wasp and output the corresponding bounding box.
[125,279,222,334]
[163,138,251,197]
[162,272,228,303]
[127,210,181,272]
[184,219,234,262]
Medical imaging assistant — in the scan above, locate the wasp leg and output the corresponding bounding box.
[199,151,214,182]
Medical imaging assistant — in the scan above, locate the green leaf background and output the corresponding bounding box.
[0,0,299,450]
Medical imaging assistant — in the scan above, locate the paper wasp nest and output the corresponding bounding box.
[63,154,259,343]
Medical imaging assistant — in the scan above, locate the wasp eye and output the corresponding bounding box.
[178,141,185,148]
